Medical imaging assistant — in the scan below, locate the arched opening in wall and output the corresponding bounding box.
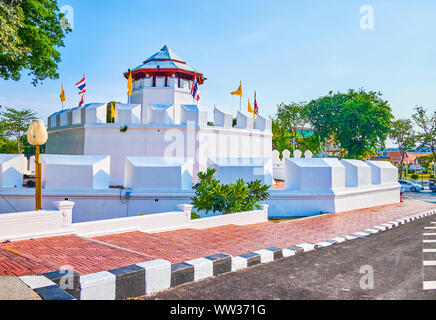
[152,76,156,87]
[165,76,168,87]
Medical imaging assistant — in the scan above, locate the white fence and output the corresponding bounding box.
[0,201,74,242]
[0,202,269,241]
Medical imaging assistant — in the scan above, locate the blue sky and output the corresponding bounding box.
[0,0,435,125]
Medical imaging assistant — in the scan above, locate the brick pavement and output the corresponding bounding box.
[0,199,434,276]
[0,235,151,276]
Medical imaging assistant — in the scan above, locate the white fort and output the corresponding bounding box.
[46,45,272,186]
[0,45,400,222]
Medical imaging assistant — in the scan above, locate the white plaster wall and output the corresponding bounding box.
[285,158,346,191]
[0,182,400,221]
[366,161,398,185]
[46,127,85,155]
[255,115,272,132]
[124,157,193,190]
[71,107,83,125]
[115,104,141,124]
[48,113,58,129]
[0,209,71,242]
[59,109,69,127]
[47,124,272,186]
[133,86,195,125]
[81,104,107,123]
[0,154,25,188]
[0,188,195,223]
[214,107,233,127]
[208,158,273,186]
[149,105,174,124]
[341,159,371,187]
[73,210,189,237]
[180,105,208,126]
[235,111,254,130]
[41,154,110,189]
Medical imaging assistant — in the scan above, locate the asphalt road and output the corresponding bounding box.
[403,189,436,204]
[146,214,436,300]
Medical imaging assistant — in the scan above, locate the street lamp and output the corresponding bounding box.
[26,120,48,211]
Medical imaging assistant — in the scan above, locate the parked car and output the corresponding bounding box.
[398,180,423,192]
[429,179,436,193]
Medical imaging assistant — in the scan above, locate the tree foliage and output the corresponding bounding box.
[306,89,393,159]
[191,168,270,215]
[0,0,70,85]
[0,106,38,153]
[389,119,416,179]
[412,106,436,163]
[0,137,18,154]
[272,102,322,157]
[416,154,434,173]
[20,134,45,158]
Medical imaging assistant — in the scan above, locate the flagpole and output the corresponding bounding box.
[240,81,242,111]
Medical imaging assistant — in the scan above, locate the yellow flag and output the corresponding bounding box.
[127,70,133,96]
[110,102,115,119]
[59,84,66,102]
[230,82,243,97]
[248,99,255,115]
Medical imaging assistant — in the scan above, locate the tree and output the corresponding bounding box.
[412,106,436,163]
[389,119,416,179]
[0,137,18,154]
[306,89,393,159]
[416,154,434,173]
[0,0,70,85]
[1,107,37,153]
[272,102,322,157]
[20,134,45,158]
[274,102,308,152]
[271,119,292,156]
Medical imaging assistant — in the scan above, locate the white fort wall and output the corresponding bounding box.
[0,153,400,221]
[46,124,272,186]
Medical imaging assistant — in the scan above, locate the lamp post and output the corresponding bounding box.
[26,120,48,211]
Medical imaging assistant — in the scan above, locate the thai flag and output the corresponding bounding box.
[78,94,84,107]
[254,91,259,115]
[76,76,86,95]
[190,74,200,101]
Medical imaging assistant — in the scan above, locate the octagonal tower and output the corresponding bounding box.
[123,45,205,125]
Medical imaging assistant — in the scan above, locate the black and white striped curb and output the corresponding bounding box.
[423,218,436,291]
[19,275,75,300]
[19,209,436,300]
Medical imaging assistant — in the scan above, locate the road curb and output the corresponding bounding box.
[19,209,436,300]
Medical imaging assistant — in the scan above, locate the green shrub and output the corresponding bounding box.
[430,174,435,179]
[191,168,270,215]
[411,174,419,180]
[191,211,201,220]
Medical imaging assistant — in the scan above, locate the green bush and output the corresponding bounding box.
[191,211,201,220]
[411,174,419,180]
[191,168,270,215]
[430,174,435,179]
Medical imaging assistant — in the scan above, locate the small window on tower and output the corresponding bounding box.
[152,76,156,87]
[178,77,181,88]
[165,77,168,87]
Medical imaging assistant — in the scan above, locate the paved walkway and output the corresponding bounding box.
[0,199,435,276]
[0,276,41,300]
